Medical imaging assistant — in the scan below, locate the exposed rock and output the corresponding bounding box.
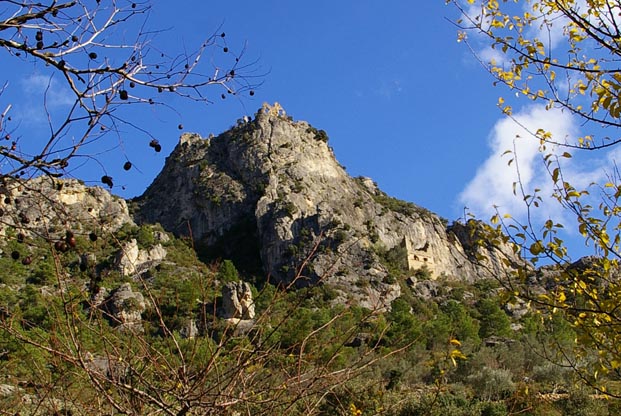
[223,317,256,336]
[408,278,442,301]
[114,238,167,276]
[0,176,132,239]
[153,230,170,243]
[0,383,21,397]
[90,286,108,309]
[83,352,128,382]
[180,319,199,339]
[103,283,146,331]
[135,105,521,309]
[504,297,530,319]
[484,336,516,348]
[220,281,255,320]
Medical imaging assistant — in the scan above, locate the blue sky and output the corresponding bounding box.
[2,1,617,257]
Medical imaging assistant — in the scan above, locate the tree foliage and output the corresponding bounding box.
[448,0,621,396]
[449,0,621,149]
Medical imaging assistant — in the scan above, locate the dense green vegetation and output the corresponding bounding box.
[1,221,619,414]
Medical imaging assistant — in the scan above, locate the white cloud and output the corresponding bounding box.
[458,103,621,260]
[16,73,75,126]
[478,46,509,67]
[22,73,74,108]
[459,105,578,221]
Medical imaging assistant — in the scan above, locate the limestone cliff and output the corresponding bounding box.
[135,104,518,309]
[0,176,132,239]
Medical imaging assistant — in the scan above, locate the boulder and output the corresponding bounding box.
[114,238,167,276]
[220,281,255,320]
[104,283,146,331]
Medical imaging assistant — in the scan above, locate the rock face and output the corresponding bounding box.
[104,283,146,331]
[114,238,167,276]
[0,176,133,238]
[135,104,519,309]
[220,281,255,320]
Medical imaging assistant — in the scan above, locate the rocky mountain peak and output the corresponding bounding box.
[135,104,518,309]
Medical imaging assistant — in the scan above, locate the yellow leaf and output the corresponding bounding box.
[530,241,544,255]
[449,349,467,367]
[450,338,462,347]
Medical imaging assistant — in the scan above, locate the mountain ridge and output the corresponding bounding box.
[134,103,519,309]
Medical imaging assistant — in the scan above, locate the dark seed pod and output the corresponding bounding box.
[223,47,228,53]
[72,35,78,42]
[66,230,74,239]
[36,41,44,49]
[89,232,98,242]
[11,251,19,260]
[88,52,97,59]
[55,241,68,253]
[221,32,226,38]
[16,233,24,243]
[119,90,129,100]
[129,82,135,88]
[249,90,255,96]
[178,124,183,130]
[58,60,65,68]
[35,31,43,41]
[79,262,87,272]
[101,175,113,188]
[3,197,9,204]
[154,144,162,152]
[66,235,76,248]
[21,256,32,265]
[123,161,132,171]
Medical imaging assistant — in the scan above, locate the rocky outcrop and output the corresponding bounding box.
[220,281,255,320]
[103,283,146,331]
[135,104,521,309]
[114,238,167,276]
[0,176,132,239]
[83,352,128,382]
